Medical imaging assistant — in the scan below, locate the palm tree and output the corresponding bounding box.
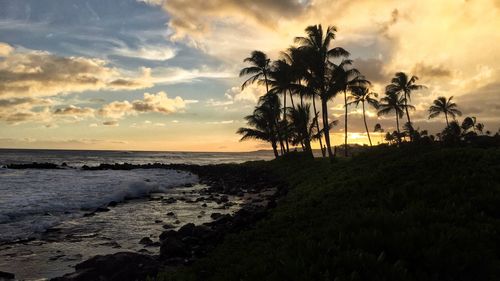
[328,60,370,155]
[287,104,316,158]
[378,91,414,145]
[237,95,282,158]
[386,72,426,140]
[240,50,272,92]
[348,85,379,146]
[295,24,349,160]
[374,123,384,144]
[428,96,462,126]
[268,59,297,153]
[240,50,285,154]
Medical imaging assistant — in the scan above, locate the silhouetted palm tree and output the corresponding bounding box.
[428,96,462,126]
[237,95,282,158]
[327,61,370,155]
[378,92,413,145]
[348,85,379,146]
[374,123,384,144]
[240,50,272,92]
[268,59,298,153]
[386,72,426,140]
[295,24,349,160]
[287,104,316,158]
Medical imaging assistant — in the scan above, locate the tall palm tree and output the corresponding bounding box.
[378,91,414,145]
[240,50,272,92]
[386,72,426,140]
[348,85,379,146]
[268,59,298,153]
[237,95,282,158]
[240,50,285,154]
[428,96,462,126]
[295,24,349,160]
[328,59,370,155]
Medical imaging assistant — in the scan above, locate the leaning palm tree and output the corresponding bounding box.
[378,91,414,145]
[295,24,349,160]
[237,97,281,158]
[348,85,379,146]
[428,96,462,126]
[386,72,426,140]
[239,50,272,92]
[328,60,370,155]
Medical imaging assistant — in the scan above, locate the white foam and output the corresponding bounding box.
[0,169,197,242]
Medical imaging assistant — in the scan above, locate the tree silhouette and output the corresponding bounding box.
[378,91,413,145]
[428,96,462,126]
[237,94,282,158]
[346,84,377,146]
[386,72,426,141]
[295,24,349,160]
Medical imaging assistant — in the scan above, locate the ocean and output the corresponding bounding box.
[0,149,273,279]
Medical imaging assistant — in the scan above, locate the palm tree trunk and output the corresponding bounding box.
[404,92,413,141]
[271,138,279,159]
[344,90,348,157]
[445,112,449,127]
[289,89,295,110]
[321,99,334,159]
[396,113,401,146]
[283,93,289,153]
[312,97,325,157]
[362,101,372,146]
[300,93,304,107]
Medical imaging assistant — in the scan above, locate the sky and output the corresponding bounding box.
[0,0,499,151]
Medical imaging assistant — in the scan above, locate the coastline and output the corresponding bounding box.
[0,161,286,280]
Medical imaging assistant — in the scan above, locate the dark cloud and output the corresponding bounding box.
[53,105,94,116]
[102,120,119,126]
[353,57,390,84]
[412,62,452,79]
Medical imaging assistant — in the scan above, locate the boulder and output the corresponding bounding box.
[160,237,189,259]
[0,271,15,280]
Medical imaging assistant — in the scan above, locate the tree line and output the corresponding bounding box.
[237,24,496,159]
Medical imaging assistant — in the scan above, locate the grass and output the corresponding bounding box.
[154,145,500,281]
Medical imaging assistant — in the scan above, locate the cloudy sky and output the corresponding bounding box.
[0,0,499,151]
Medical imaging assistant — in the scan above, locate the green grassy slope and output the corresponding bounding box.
[158,146,500,281]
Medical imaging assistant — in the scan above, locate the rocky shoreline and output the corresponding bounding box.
[2,162,286,281]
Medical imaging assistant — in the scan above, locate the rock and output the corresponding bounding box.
[201,203,207,207]
[0,271,15,280]
[107,201,118,207]
[95,207,110,212]
[139,237,153,245]
[51,252,159,281]
[210,212,222,220]
[162,224,175,230]
[174,219,181,224]
[183,183,194,187]
[159,230,178,241]
[166,212,176,216]
[162,197,177,204]
[154,219,163,224]
[160,237,189,259]
[177,223,196,236]
[220,195,229,203]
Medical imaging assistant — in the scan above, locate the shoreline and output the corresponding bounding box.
[0,161,286,281]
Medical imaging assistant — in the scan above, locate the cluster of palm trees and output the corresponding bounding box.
[236,24,491,159]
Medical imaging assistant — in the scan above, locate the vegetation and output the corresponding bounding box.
[237,24,498,158]
[155,145,500,281]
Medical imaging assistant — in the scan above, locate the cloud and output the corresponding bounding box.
[103,120,119,126]
[412,62,452,79]
[0,42,13,56]
[113,45,177,61]
[206,120,234,125]
[98,91,189,119]
[53,105,95,116]
[0,44,152,99]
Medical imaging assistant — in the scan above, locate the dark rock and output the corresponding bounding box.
[220,195,229,202]
[159,230,179,241]
[210,212,222,220]
[201,203,207,207]
[166,212,175,216]
[139,237,153,245]
[95,207,110,212]
[174,219,181,224]
[160,237,189,259]
[107,201,118,207]
[177,223,196,237]
[0,271,15,280]
[183,183,194,187]
[162,197,177,204]
[162,224,175,230]
[51,252,159,281]
[154,219,163,224]
[83,212,95,217]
